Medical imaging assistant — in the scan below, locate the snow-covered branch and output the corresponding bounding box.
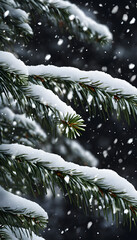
[0,0,33,49]
[1,51,136,97]
[0,186,48,220]
[1,143,137,223]
[0,0,112,48]
[0,186,48,238]
[1,51,137,122]
[0,51,28,75]
[0,143,134,200]
[45,0,112,43]
[0,107,47,140]
[28,65,137,96]
[2,0,135,236]
[1,226,45,240]
[0,51,86,138]
[28,83,75,117]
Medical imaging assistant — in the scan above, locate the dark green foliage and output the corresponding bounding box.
[60,113,85,138]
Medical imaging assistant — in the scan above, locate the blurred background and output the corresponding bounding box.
[15,0,137,239]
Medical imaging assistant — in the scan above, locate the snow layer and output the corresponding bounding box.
[28,65,137,96]
[19,23,33,34]
[2,226,45,240]
[10,8,28,21]
[0,186,48,219]
[1,143,137,205]
[28,83,76,116]
[1,51,137,97]
[46,0,112,39]
[0,52,76,116]
[0,107,47,139]
[4,5,29,21]
[0,51,28,75]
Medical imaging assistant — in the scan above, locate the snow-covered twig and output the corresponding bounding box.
[28,83,76,117]
[0,107,47,140]
[0,186,48,219]
[1,51,136,96]
[45,0,112,41]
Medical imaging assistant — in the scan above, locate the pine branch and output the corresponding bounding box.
[0,0,112,50]
[0,226,45,240]
[0,107,47,145]
[27,64,137,123]
[1,143,137,226]
[44,0,112,44]
[0,140,98,194]
[0,52,85,138]
[0,90,60,138]
[0,208,45,235]
[1,50,137,126]
[0,186,48,238]
[0,0,32,49]
[26,82,76,117]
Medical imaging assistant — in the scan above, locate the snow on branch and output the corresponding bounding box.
[28,83,75,116]
[0,143,134,200]
[0,0,112,47]
[0,185,48,238]
[1,51,137,123]
[0,186,48,220]
[0,107,47,140]
[1,226,45,240]
[26,83,85,138]
[0,51,85,138]
[0,0,33,48]
[28,65,137,96]
[25,83,84,138]
[0,51,28,75]
[45,0,112,42]
[0,52,75,116]
[28,64,137,122]
[1,51,137,97]
[0,52,75,117]
[3,5,29,22]
[18,22,33,35]
[1,143,137,219]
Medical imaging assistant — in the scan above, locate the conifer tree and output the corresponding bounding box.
[0,0,137,239]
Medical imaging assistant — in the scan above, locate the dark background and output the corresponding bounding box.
[16,0,137,239]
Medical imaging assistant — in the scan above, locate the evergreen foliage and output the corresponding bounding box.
[0,0,137,239]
